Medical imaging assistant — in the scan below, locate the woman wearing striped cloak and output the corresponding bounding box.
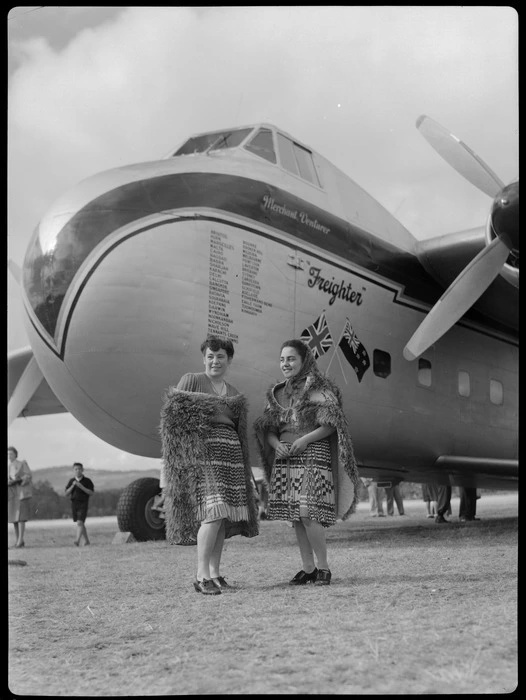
[160,336,258,596]
[254,339,359,586]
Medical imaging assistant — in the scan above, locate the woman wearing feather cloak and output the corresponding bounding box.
[160,336,259,595]
[254,339,359,586]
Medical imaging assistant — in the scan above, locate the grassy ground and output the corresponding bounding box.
[8,495,517,696]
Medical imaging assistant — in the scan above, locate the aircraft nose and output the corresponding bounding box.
[20,165,209,456]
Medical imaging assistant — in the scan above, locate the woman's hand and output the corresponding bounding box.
[288,436,310,456]
[274,442,291,459]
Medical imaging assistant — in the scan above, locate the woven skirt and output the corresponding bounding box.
[198,424,251,526]
[268,438,335,527]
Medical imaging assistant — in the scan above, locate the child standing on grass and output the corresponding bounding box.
[65,463,94,546]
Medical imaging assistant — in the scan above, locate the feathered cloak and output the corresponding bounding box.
[253,373,360,521]
[160,388,259,545]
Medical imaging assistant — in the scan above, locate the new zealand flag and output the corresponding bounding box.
[300,312,334,359]
[338,318,370,382]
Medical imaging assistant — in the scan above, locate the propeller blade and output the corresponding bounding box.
[8,356,44,425]
[8,259,22,286]
[403,237,510,360]
[417,115,505,198]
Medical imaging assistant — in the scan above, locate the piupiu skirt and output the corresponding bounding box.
[198,424,251,527]
[268,438,335,527]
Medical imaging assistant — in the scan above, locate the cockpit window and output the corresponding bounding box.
[294,142,321,186]
[277,133,320,186]
[173,128,253,156]
[244,128,277,164]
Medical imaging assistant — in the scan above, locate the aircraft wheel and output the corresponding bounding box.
[116,477,166,541]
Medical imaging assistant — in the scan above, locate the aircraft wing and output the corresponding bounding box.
[413,227,518,334]
[8,347,68,423]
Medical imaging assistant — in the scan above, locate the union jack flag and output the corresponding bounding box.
[338,318,370,382]
[300,312,334,359]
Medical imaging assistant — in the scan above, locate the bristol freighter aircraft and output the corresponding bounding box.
[8,116,518,540]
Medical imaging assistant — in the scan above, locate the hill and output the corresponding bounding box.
[31,466,161,493]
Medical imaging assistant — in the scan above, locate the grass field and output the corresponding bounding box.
[8,494,517,696]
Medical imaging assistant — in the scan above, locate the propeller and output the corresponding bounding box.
[403,116,518,361]
[8,356,44,425]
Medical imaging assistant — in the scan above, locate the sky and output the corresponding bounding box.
[7,6,518,471]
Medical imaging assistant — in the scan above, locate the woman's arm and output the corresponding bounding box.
[266,429,290,458]
[288,425,336,456]
[19,461,32,486]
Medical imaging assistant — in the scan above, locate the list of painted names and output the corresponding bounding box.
[207,230,272,341]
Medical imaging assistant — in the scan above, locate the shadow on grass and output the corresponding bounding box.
[328,516,518,546]
[244,565,517,592]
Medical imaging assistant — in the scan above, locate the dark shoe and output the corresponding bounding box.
[435,515,449,523]
[193,579,221,595]
[212,576,231,590]
[314,569,332,585]
[289,568,318,585]
[459,517,467,522]
[15,542,25,548]
[74,541,79,546]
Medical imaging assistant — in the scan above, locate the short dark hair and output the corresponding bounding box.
[8,446,18,457]
[73,462,84,469]
[280,339,309,363]
[200,336,234,358]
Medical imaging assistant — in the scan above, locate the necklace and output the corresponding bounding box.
[208,376,226,396]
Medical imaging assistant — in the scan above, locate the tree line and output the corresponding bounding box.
[30,480,123,520]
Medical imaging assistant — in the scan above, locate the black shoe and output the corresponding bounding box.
[289,568,318,585]
[193,579,221,595]
[435,515,449,523]
[212,576,231,590]
[314,569,332,586]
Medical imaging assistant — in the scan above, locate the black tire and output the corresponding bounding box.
[116,477,166,541]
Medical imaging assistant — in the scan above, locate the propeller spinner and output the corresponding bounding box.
[403,116,518,361]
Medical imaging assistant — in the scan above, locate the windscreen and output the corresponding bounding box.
[174,128,253,156]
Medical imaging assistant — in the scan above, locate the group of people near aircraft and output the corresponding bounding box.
[159,334,360,595]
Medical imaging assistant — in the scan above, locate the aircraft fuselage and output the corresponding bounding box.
[20,125,518,487]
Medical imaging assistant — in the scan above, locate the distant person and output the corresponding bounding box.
[422,483,439,518]
[160,336,259,596]
[361,477,385,517]
[385,483,405,516]
[435,483,452,523]
[254,339,360,587]
[459,486,479,522]
[65,463,94,546]
[8,446,33,548]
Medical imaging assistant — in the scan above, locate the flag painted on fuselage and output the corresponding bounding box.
[338,318,370,382]
[301,312,334,359]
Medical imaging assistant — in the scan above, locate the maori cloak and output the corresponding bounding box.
[254,372,360,521]
[160,388,259,545]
